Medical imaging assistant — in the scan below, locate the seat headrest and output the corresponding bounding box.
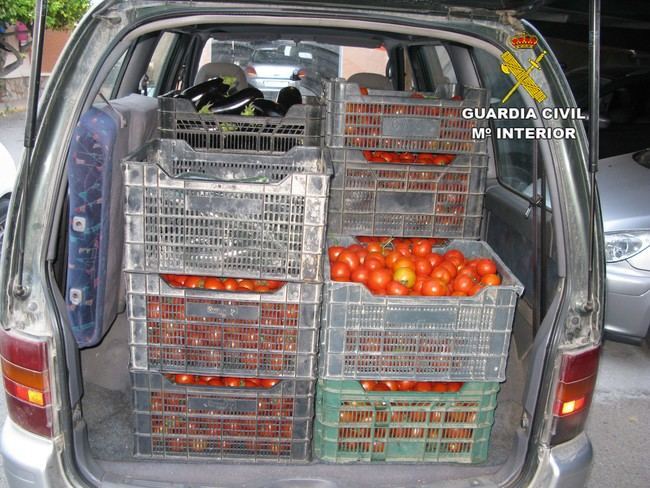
[195,62,249,89]
[347,72,392,90]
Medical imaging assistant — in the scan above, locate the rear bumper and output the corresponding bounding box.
[1,415,592,488]
[0,418,68,488]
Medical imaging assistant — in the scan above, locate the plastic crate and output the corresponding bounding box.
[132,371,315,462]
[320,238,524,382]
[325,80,488,154]
[123,140,331,281]
[327,148,487,238]
[313,379,498,463]
[159,96,322,154]
[127,272,321,378]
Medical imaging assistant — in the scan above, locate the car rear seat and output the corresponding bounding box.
[347,72,392,90]
[66,94,158,348]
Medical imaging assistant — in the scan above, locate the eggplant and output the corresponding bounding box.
[276,86,302,111]
[179,78,229,104]
[194,87,226,112]
[249,98,287,117]
[208,87,265,115]
[159,88,182,98]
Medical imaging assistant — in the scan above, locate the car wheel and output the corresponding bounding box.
[0,197,9,248]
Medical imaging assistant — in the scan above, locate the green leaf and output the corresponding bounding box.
[240,103,256,117]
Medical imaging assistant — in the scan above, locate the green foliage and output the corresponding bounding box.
[0,0,90,30]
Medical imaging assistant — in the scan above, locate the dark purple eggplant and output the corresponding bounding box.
[159,89,182,98]
[276,86,302,111]
[194,88,227,111]
[179,78,229,104]
[249,98,287,117]
[208,87,265,115]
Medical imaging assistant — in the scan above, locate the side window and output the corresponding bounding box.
[97,52,127,100]
[409,45,458,92]
[142,32,179,96]
[474,49,539,197]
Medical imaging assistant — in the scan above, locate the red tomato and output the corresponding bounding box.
[415,153,436,164]
[365,253,385,271]
[439,260,458,278]
[208,377,224,387]
[447,382,463,393]
[457,267,479,282]
[397,381,417,391]
[480,273,502,286]
[223,377,244,388]
[413,277,426,294]
[393,257,415,271]
[414,382,432,392]
[430,154,452,166]
[223,278,239,291]
[347,244,364,253]
[337,250,361,271]
[175,374,194,385]
[444,249,465,263]
[372,382,390,391]
[368,269,393,293]
[382,381,399,391]
[331,261,352,282]
[328,246,345,263]
[453,275,476,294]
[451,291,467,296]
[366,242,383,254]
[204,277,224,290]
[414,257,433,277]
[431,382,448,393]
[386,281,409,295]
[259,378,280,388]
[421,278,447,296]
[360,380,378,392]
[394,241,412,256]
[427,253,444,269]
[184,276,204,289]
[384,251,403,268]
[431,266,452,285]
[469,283,484,296]
[351,266,370,284]
[476,258,497,276]
[412,241,432,257]
[237,279,255,291]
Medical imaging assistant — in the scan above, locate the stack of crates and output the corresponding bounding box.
[314,80,524,463]
[123,100,330,462]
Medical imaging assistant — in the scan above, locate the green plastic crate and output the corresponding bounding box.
[314,379,499,463]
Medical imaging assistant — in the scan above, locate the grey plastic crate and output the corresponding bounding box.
[159,96,322,154]
[132,371,314,462]
[325,80,488,154]
[327,148,488,238]
[127,272,321,379]
[123,140,331,281]
[320,238,524,382]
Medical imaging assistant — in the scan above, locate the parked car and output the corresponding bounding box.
[0,142,16,247]
[0,1,603,488]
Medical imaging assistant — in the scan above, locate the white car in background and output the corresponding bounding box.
[0,142,17,246]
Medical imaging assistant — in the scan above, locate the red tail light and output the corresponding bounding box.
[0,328,53,437]
[296,68,306,80]
[245,66,257,77]
[551,345,600,445]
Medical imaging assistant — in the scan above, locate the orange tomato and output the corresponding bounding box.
[393,267,416,288]
[431,266,452,285]
[237,279,255,291]
[384,251,403,268]
[184,276,204,289]
[223,278,239,291]
[476,258,497,276]
[337,250,361,271]
[480,273,502,286]
[386,281,409,295]
[438,260,458,278]
[351,266,370,284]
[204,277,224,290]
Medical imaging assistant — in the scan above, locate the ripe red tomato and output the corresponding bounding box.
[360,380,378,391]
[219,278,236,291]
[431,266,452,285]
[427,253,444,269]
[438,260,458,278]
[421,278,447,296]
[414,382,433,392]
[347,244,364,253]
[412,241,432,257]
[204,277,224,290]
[414,257,433,277]
[175,374,194,384]
[453,275,476,294]
[184,276,204,289]
[208,377,224,387]
[447,382,463,393]
[372,382,390,391]
[397,381,417,391]
[368,269,393,293]
[392,257,415,271]
[393,267,416,288]
[366,242,383,254]
[351,266,370,284]
[443,249,465,264]
[469,283,484,296]
[386,281,409,295]
[457,267,479,282]
[480,273,502,286]
[431,382,448,393]
[237,279,255,291]
[476,258,497,276]
[382,381,399,391]
[365,254,385,271]
[384,250,403,269]
[337,250,361,271]
[451,291,467,296]
[413,277,426,294]
[328,246,345,263]
[223,377,244,388]
[259,378,280,388]
[331,261,352,282]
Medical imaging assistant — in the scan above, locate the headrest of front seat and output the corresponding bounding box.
[195,62,249,90]
[347,72,392,90]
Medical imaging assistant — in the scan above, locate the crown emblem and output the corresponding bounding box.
[510,33,538,50]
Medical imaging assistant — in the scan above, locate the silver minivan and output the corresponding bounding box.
[0,1,603,487]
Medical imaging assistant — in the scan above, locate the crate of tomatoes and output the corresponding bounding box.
[123,139,331,281]
[127,272,321,378]
[325,80,488,154]
[132,371,315,461]
[327,148,487,238]
[320,237,524,382]
[313,379,499,463]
